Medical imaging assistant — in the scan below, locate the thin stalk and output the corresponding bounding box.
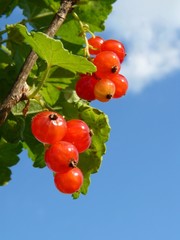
[72,12,94,58]
[28,65,51,99]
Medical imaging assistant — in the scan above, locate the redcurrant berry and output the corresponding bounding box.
[75,74,98,101]
[101,39,126,63]
[93,51,121,79]
[54,167,83,194]
[45,141,79,173]
[110,74,128,98]
[31,111,67,144]
[88,36,104,55]
[94,79,115,102]
[63,119,91,153]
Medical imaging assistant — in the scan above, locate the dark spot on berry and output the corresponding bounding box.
[69,159,77,168]
[49,113,58,121]
[106,94,113,99]
[111,66,118,73]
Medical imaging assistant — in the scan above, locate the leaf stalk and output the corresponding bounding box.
[28,65,51,99]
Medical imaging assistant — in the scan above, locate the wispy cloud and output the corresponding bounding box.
[105,0,180,92]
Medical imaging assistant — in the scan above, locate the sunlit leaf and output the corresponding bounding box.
[11,24,96,74]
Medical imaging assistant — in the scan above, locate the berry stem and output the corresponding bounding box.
[72,12,92,58]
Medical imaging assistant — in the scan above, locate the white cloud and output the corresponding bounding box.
[105,0,180,92]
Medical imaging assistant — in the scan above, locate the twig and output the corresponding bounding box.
[0,0,75,126]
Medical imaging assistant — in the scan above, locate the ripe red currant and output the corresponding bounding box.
[110,74,128,98]
[54,167,83,194]
[63,119,91,153]
[75,74,98,101]
[31,111,67,144]
[93,51,121,79]
[88,36,104,55]
[101,39,126,63]
[45,141,79,173]
[94,79,115,102]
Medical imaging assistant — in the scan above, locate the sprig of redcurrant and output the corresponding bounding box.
[76,36,128,102]
[31,111,92,194]
[30,17,129,196]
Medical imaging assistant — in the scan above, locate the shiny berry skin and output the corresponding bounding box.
[110,74,128,98]
[88,36,104,55]
[94,79,115,102]
[54,167,83,194]
[45,141,79,173]
[93,51,121,79]
[31,111,67,144]
[101,39,126,63]
[75,74,98,101]
[63,119,91,153]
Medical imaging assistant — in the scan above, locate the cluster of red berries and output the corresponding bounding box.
[31,111,92,194]
[76,36,128,102]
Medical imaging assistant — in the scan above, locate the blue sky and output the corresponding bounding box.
[1,1,180,240]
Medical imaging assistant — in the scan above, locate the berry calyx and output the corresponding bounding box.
[63,119,91,153]
[88,36,104,55]
[94,79,115,102]
[93,51,121,79]
[54,167,83,194]
[31,111,67,144]
[101,39,126,63]
[45,141,79,173]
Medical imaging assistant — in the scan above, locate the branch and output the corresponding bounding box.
[0,0,76,126]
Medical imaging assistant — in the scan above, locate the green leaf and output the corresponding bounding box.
[76,0,117,32]
[57,15,85,45]
[0,138,22,167]
[6,26,31,73]
[40,83,60,106]
[0,167,11,186]
[12,24,96,74]
[18,0,54,18]
[0,47,17,103]
[0,65,18,103]
[18,0,56,30]
[61,40,83,55]
[22,116,46,168]
[42,0,59,12]
[73,106,111,198]
[48,66,76,88]
[60,90,88,120]
[39,66,76,105]
[0,48,12,67]
[0,0,18,17]
[58,0,117,45]
[12,99,46,116]
[0,115,25,143]
[11,96,63,117]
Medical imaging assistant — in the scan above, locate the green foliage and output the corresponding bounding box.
[0,0,18,17]
[12,24,96,73]
[0,138,22,185]
[58,0,116,44]
[0,0,117,198]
